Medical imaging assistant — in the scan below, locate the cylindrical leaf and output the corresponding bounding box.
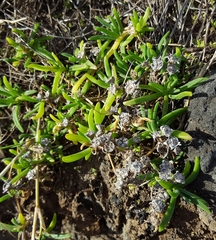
[62,148,92,163]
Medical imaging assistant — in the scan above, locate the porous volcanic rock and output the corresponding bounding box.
[185,71,216,218]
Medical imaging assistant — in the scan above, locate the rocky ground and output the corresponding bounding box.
[0,0,216,239]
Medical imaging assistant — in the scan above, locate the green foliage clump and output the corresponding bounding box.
[0,6,210,238]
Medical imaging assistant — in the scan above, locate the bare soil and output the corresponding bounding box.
[0,0,216,239]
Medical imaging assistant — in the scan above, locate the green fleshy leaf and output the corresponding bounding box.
[172,130,192,140]
[62,148,92,163]
[12,105,24,133]
[65,133,90,144]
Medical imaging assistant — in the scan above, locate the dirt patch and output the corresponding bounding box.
[19,156,215,240]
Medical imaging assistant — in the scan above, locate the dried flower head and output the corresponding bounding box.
[103,141,115,153]
[125,80,140,95]
[109,105,119,114]
[61,118,69,127]
[140,60,149,67]
[119,112,131,130]
[160,125,173,137]
[22,150,32,159]
[91,132,115,153]
[165,136,181,150]
[151,131,162,140]
[44,91,50,99]
[173,171,185,184]
[154,188,169,202]
[114,176,124,190]
[129,159,143,177]
[30,144,44,154]
[166,54,179,64]
[116,168,129,179]
[173,146,181,155]
[26,168,37,180]
[77,50,85,59]
[130,69,138,79]
[108,83,117,95]
[95,124,105,137]
[132,136,141,143]
[91,137,102,148]
[2,181,11,194]
[132,90,141,98]
[151,199,166,213]
[157,142,169,158]
[116,137,128,148]
[159,160,174,180]
[100,132,112,143]
[122,150,134,164]
[140,155,150,167]
[150,56,163,71]
[114,167,130,190]
[91,46,100,56]
[167,64,179,75]
[86,130,95,139]
[41,138,51,146]
[36,92,43,101]
[125,22,136,35]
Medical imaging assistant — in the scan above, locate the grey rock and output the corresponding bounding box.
[185,72,216,212]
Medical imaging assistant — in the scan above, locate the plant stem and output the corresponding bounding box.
[107,153,116,175]
[0,138,35,179]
